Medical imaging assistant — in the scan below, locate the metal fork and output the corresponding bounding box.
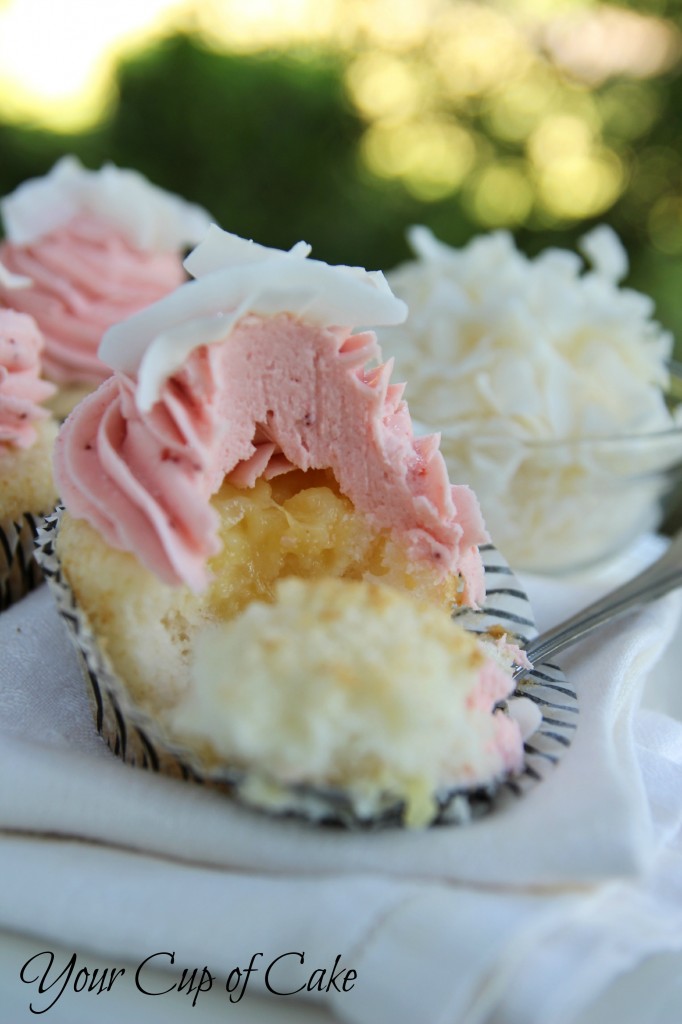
[515,529,682,676]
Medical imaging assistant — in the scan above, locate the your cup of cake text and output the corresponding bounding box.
[19,949,358,1014]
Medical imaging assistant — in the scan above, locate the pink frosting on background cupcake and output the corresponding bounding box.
[0,157,213,386]
[0,308,55,449]
[0,216,187,384]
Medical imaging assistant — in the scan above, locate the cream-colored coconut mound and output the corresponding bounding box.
[0,418,58,522]
[164,576,517,827]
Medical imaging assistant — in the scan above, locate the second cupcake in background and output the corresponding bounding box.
[0,262,58,609]
[0,156,213,417]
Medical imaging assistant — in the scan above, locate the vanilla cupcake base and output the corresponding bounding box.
[0,419,58,609]
[36,509,210,779]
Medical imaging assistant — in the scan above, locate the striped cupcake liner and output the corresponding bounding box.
[34,507,211,783]
[35,509,578,828]
[454,543,579,809]
[0,512,45,612]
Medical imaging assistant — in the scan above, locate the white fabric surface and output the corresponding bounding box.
[1,544,681,1024]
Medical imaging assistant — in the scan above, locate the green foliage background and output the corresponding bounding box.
[1,24,682,353]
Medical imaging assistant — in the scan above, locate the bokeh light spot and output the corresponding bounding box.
[484,68,559,143]
[361,118,477,199]
[465,161,534,227]
[535,149,624,220]
[430,3,530,101]
[0,0,189,130]
[345,53,428,121]
[543,6,682,86]
[528,113,594,165]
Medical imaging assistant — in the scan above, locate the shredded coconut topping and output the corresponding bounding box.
[382,224,675,444]
[379,226,681,570]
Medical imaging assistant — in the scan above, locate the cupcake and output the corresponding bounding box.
[41,228,526,827]
[0,155,213,416]
[0,263,58,609]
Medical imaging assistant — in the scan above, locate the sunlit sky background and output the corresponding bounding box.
[1,0,681,244]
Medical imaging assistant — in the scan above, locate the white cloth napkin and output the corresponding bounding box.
[1,549,681,1024]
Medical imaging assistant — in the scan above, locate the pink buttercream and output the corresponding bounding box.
[0,214,186,385]
[55,312,488,600]
[0,309,55,449]
[473,659,524,778]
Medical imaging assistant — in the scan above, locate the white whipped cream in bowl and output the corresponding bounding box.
[380,226,682,574]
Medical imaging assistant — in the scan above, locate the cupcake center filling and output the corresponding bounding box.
[207,467,460,622]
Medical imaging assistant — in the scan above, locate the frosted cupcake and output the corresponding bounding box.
[0,264,58,609]
[41,229,526,827]
[0,156,213,416]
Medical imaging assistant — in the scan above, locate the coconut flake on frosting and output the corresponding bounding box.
[1,155,212,252]
[55,230,488,600]
[0,261,31,291]
[102,225,409,410]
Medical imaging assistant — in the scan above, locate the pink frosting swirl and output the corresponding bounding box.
[0,214,186,385]
[55,313,488,600]
[0,309,55,449]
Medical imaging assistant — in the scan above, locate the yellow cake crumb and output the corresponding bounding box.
[208,470,461,619]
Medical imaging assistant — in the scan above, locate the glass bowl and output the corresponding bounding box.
[434,365,682,575]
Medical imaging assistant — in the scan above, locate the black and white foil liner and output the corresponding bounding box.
[0,512,45,611]
[35,511,579,828]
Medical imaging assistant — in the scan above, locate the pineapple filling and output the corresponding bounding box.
[207,468,460,621]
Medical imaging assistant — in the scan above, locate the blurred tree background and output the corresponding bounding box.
[1,0,681,352]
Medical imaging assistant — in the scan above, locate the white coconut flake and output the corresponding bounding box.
[0,260,31,290]
[183,224,312,275]
[99,227,408,410]
[383,225,673,441]
[1,155,213,252]
[579,224,628,284]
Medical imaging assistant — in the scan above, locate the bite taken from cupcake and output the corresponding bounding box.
[0,263,58,609]
[0,156,213,417]
[42,229,532,828]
